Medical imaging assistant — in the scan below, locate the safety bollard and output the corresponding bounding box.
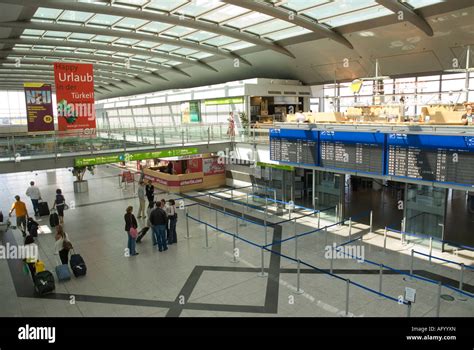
[436,281,442,317]
[383,227,387,252]
[345,279,350,316]
[369,210,373,235]
[410,249,414,277]
[258,247,267,277]
[185,208,191,239]
[348,217,352,240]
[230,234,239,263]
[429,237,433,264]
[203,224,210,249]
[317,211,321,229]
[295,259,304,295]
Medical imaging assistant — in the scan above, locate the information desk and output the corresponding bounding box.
[143,167,225,193]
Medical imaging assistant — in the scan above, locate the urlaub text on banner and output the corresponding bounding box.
[23,83,55,133]
[53,62,96,135]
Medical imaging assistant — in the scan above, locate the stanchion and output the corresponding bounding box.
[325,226,328,247]
[378,264,383,296]
[246,193,249,210]
[230,234,239,263]
[215,210,218,230]
[264,220,268,248]
[410,249,414,278]
[429,237,433,264]
[383,227,387,252]
[436,281,442,317]
[289,207,292,220]
[241,211,246,227]
[330,247,334,274]
[458,264,467,301]
[345,279,350,316]
[264,197,268,219]
[258,247,267,277]
[369,210,373,235]
[208,193,211,208]
[295,259,304,295]
[407,302,412,318]
[203,224,210,249]
[294,218,298,262]
[317,211,320,229]
[230,188,233,200]
[348,217,352,240]
[185,208,191,239]
[335,206,338,225]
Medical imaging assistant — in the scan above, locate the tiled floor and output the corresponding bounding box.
[0,165,473,317]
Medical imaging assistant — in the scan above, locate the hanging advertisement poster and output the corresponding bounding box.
[181,101,201,123]
[53,62,96,135]
[23,83,55,133]
[203,157,225,175]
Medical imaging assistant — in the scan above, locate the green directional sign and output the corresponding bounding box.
[204,97,244,105]
[75,147,199,167]
[256,162,294,171]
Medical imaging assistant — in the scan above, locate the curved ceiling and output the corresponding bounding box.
[0,0,472,99]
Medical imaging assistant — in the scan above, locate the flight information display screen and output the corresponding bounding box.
[269,129,318,165]
[319,131,385,174]
[387,134,474,186]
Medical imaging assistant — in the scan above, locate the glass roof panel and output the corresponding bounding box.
[280,0,331,11]
[134,41,160,49]
[225,12,273,29]
[33,8,63,20]
[138,22,173,33]
[76,48,96,54]
[322,5,393,27]
[133,55,153,60]
[154,44,180,51]
[161,26,196,37]
[58,10,94,23]
[183,31,216,42]
[115,0,150,6]
[147,0,189,12]
[114,38,140,46]
[302,0,378,20]
[115,17,149,29]
[92,35,119,43]
[69,33,95,40]
[405,0,446,9]
[21,29,44,36]
[172,48,198,55]
[164,61,182,66]
[189,52,213,59]
[202,36,236,46]
[43,31,70,38]
[200,4,249,22]
[245,19,294,35]
[178,0,224,17]
[148,57,167,63]
[220,41,255,51]
[95,50,117,55]
[264,26,311,40]
[88,14,123,26]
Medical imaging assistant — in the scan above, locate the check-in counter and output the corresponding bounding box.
[143,156,226,193]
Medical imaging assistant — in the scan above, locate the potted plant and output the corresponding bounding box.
[71,165,95,193]
[239,111,250,139]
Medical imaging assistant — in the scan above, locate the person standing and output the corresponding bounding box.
[227,112,235,138]
[25,181,42,217]
[124,206,138,256]
[9,195,28,236]
[149,201,168,252]
[145,180,155,206]
[161,198,169,238]
[167,199,178,245]
[137,181,146,219]
[54,224,72,265]
[52,189,66,225]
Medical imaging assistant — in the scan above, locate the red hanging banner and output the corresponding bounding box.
[53,62,96,135]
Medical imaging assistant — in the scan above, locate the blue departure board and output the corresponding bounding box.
[387,134,474,185]
[270,129,318,165]
[319,131,385,174]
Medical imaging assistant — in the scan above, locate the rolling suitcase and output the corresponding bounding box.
[55,263,71,282]
[27,217,39,237]
[49,210,59,227]
[38,201,50,217]
[34,271,55,295]
[70,251,87,277]
[136,226,150,243]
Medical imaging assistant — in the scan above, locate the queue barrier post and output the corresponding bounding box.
[369,210,373,235]
[429,237,433,264]
[345,279,350,316]
[294,218,298,262]
[185,208,191,239]
[295,259,304,295]
[203,224,210,249]
[258,247,268,277]
[436,281,442,317]
[378,263,383,295]
[383,227,387,252]
[348,217,352,241]
[317,211,321,229]
[410,249,414,278]
[230,233,239,263]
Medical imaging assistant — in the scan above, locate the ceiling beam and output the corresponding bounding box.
[0,20,252,66]
[0,0,290,57]
[221,0,353,49]
[0,49,190,77]
[375,0,434,36]
[0,38,219,72]
[0,58,170,82]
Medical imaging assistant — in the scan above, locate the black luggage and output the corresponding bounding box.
[34,271,55,295]
[49,212,59,227]
[38,201,50,216]
[27,217,39,237]
[136,226,150,243]
[70,253,87,277]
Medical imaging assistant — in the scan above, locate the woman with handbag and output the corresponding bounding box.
[54,224,72,265]
[124,206,139,256]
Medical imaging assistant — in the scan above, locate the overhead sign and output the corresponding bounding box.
[256,162,294,171]
[204,97,244,105]
[75,148,199,166]
[54,62,96,134]
[23,83,55,133]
